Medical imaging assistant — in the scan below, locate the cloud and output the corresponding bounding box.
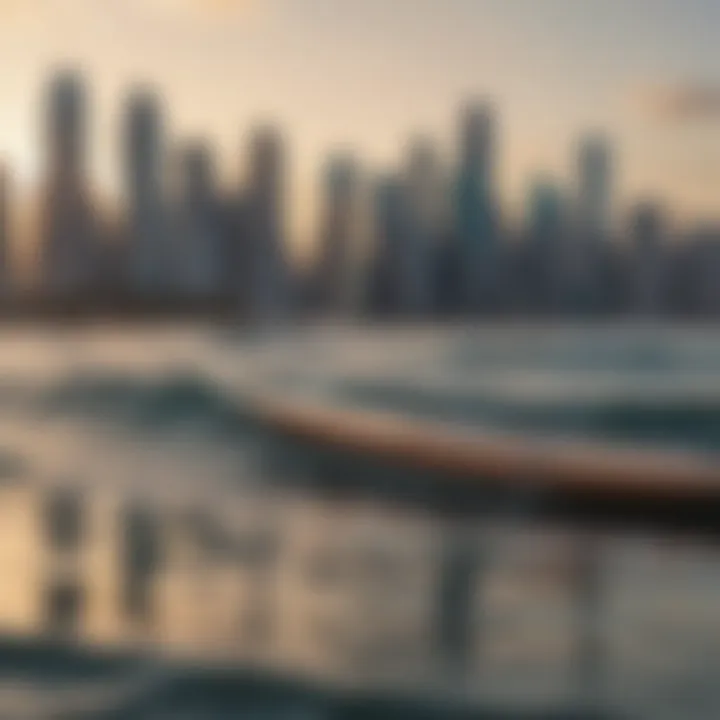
[635,82,720,123]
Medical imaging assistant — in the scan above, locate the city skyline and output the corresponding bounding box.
[0,0,716,266]
[0,63,714,321]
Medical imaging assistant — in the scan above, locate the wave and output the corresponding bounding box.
[338,380,720,453]
[0,364,717,453]
[0,370,256,439]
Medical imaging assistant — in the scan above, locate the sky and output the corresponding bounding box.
[0,0,717,259]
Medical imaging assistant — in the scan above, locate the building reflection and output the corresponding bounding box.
[0,480,713,716]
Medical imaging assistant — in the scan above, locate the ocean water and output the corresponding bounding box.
[0,324,717,718]
[0,324,719,491]
[259,324,720,455]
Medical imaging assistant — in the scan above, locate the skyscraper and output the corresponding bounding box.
[523,177,565,312]
[173,140,225,297]
[679,225,720,316]
[528,180,565,242]
[40,70,96,296]
[315,154,361,315]
[245,125,288,322]
[567,134,613,312]
[221,182,249,307]
[368,174,408,317]
[629,202,666,316]
[401,138,445,316]
[0,164,11,296]
[454,100,498,313]
[124,88,168,295]
[577,136,612,243]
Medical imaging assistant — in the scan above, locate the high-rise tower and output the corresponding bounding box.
[245,125,288,322]
[173,140,224,296]
[40,70,96,296]
[315,154,360,315]
[401,138,445,315]
[629,201,665,316]
[454,100,498,313]
[124,88,167,295]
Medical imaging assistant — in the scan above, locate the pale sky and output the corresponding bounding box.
[0,0,717,258]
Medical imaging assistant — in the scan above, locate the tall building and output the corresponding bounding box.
[245,125,288,322]
[220,186,248,304]
[315,154,361,315]
[454,100,498,313]
[523,177,565,312]
[577,135,612,242]
[629,202,666,316]
[368,174,408,317]
[173,140,225,297]
[528,180,565,243]
[40,70,96,296]
[682,225,720,316]
[401,138,445,315]
[567,134,613,312]
[123,88,168,295]
[0,164,11,295]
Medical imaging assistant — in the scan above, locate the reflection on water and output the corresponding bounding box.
[0,327,716,717]
[120,504,162,627]
[0,481,718,718]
